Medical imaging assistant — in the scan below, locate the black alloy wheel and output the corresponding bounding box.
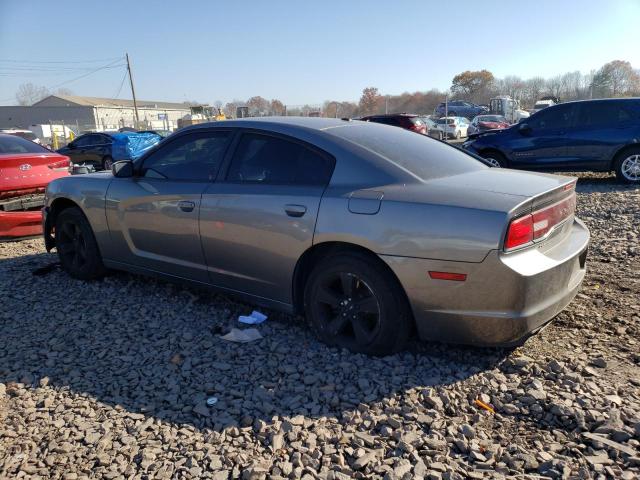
[304,252,412,356]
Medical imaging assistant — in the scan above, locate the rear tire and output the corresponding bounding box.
[614,148,640,184]
[55,207,106,280]
[304,252,412,356]
[101,155,113,171]
[481,151,507,168]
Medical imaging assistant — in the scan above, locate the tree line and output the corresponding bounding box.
[218,59,639,119]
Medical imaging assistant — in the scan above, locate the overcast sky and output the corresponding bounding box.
[1,0,639,106]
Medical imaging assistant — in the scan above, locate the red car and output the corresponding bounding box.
[0,134,70,238]
[468,115,511,136]
[360,113,428,135]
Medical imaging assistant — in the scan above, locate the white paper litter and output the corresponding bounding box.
[220,328,263,343]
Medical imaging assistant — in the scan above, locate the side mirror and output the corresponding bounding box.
[112,160,134,178]
[519,123,532,135]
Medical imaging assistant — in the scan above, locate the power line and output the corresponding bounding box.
[0,57,123,64]
[112,68,129,99]
[0,58,127,103]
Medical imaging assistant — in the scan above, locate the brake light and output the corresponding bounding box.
[48,158,71,169]
[505,215,533,250]
[505,192,576,251]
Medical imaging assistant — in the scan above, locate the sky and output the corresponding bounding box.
[1,0,639,106]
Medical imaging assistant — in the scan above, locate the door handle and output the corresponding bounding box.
[178,201,195,212]
[284,204,307,217]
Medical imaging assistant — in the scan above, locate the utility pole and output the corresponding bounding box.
[126,53,140,128]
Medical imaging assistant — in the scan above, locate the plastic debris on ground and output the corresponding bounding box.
[474,398,495,413]
[220,328,263,343]
[238,310,268,325]
[111,132,162,161]
[206,397,218,407]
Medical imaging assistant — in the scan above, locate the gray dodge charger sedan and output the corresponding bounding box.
[43,117,589,355]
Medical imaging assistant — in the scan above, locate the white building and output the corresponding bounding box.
[0,95,195,133]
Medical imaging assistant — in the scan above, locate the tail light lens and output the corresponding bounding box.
[48,158,71,170]
[505,191,576,251]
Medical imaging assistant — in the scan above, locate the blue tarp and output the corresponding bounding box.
[111,132,162,161]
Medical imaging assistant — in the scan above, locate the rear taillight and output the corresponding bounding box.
[504,192,576,251]
[505,215,533,250]
[48,158,71,170]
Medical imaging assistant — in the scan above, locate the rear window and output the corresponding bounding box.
[12,131,38,141]
[0,135,49,154]
[331,123,486,181]
[436,118,455,124]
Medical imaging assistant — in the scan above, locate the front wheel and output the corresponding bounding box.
[615,149,640,183]
[304,252,412,356]
[55,207,106,280]
[481,151,507,168]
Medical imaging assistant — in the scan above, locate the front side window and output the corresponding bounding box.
[140,131,230,181]
[528,104,575,130]
[226,133,334,186]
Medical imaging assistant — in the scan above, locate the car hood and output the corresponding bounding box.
[467,127,511,141]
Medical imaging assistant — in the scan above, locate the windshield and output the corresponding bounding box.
[0,135,50,154]
[478,115,506,122]
[330,123,486,181]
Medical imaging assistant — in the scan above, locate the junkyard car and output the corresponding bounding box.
[0,134,70,238]
[43,118,589,355]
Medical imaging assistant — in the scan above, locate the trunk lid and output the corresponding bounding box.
[0,153,70,195]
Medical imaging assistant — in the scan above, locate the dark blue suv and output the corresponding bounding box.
[463,98,640,183]
[434,100,488,120]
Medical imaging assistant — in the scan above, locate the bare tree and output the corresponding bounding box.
[357,87,382,116]
[15,83,49,105]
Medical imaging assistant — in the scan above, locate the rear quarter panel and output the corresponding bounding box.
[314,185,511,263]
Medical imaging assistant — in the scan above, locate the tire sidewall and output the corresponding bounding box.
[55,207,105,280]
[615,148,640,184]
[304,253,411,356]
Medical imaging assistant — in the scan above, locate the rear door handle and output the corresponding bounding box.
[178,201,195,212]
[284,204,307,217]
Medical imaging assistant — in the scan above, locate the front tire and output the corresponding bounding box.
[614,148,640,184]
[304,252,412,356]
[481,151,507,168]
[55,207,106,280]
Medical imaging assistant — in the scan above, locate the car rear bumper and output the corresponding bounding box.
[380,217,590,347]
[0,210,43,238]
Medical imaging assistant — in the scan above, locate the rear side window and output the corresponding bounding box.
[226,133,334,186]
[331,122,486,181]
[141,131,230,181]
[577,102,633,126]
[0,135,49,154]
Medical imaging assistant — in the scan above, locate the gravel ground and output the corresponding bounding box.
[1,173,638,479]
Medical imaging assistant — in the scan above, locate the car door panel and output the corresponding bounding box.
[105,179,210,282]
[104,129,232,282]
[565,102,635,170]
[509,104,575,169]
[199,131,334,304]
[200,184,323,302]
